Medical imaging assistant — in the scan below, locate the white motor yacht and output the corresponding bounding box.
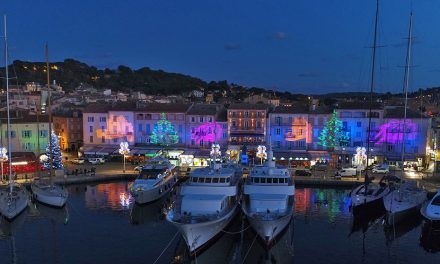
[242,147,294,246]
[166,161,241,255]
[420,189,440,227]
[130,157,177,204]
[383,180,426,226]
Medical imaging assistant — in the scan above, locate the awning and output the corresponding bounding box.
[309,151,332,161]
[230,133,264,137]
[386,154,417,161]
[273,152,310,161]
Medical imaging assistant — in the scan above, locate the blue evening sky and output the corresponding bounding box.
[2,0,440,94]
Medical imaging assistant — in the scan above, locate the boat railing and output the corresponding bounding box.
[171,201,235,224]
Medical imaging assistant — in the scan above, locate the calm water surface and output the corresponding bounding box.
[0,181,439,264]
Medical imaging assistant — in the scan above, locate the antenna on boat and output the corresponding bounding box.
[365,0,380,187]
[267,134,275,168]
[4,15,13,194]
[400,12,413,177]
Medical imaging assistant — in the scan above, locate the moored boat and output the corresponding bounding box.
[242,145,294,246]
[166,154,241,254]
[130,157,178,204]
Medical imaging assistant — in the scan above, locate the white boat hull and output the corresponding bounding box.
[169,205,237,254]
[420,190,440,224]
[383,187,427,226]
[0,187,29,220]
[132,176,176,204]
[246,211,293,245]
[31,183,68,208]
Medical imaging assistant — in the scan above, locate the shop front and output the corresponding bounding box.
[272,152,311,168]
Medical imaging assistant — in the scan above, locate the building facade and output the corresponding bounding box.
[53,111,83,152]
[228,104,268,146]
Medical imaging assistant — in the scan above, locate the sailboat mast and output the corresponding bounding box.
[4,15,13,193]
[401,13,413,170]
[46,44,53,179]
[366,0,379,184]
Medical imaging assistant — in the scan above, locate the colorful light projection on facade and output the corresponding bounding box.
[285,117,309,142]
[95,114,134,142]
[374,119,418,144]
[150,113,179,146]
[191,122,222,144]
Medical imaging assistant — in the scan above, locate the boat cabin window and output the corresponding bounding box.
[261,178,266,183]
[219,178,226,183]
[273,178,279,184]
[198,177,205,183]
[432,196,440,206]
[254,177,260,183]
[205,178,212,183]
[140,169,165,180]
[213,178,219,183]
[279,178,285,184]
[226,177,230,183]
[267,178,273,184]
[191,177,197,182]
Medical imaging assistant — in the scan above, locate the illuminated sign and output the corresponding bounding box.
[191,123,222,144]
[374,119,417,144]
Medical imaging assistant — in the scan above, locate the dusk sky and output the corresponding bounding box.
[2,0,440,94]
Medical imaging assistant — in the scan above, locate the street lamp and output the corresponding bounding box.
[119,142,130,173]
[257,145,267,165]
[0,147,8,182]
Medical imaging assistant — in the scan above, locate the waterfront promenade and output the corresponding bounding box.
[1,160,438,191]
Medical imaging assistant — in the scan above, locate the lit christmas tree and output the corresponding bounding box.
[150,113,179,146]
[318,110,350,150]
[44,130,63,169]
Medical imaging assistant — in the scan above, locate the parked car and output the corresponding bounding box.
[88,157,105,165]
[134,165,143,172]
[295,169,312,176]
[71,158,85,164]
[372,166,389,174]
[312,164,328,171]
[335,168,357,177]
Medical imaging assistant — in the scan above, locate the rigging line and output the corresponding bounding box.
[221,223,251,234]
[241,233,257,264]
[152,231,179,264]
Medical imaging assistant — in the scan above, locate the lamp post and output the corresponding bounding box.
[257,145,267,165]
[119,142,130,173]
[0,147,8,182]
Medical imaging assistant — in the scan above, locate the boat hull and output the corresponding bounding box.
[169,205,238,254]
[0,187,29,221]
[131,176,176,204]
[246,211,293,247]
[31,184,68,208]
[386,204,421,226]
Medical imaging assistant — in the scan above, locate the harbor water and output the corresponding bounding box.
[0,181,439,264]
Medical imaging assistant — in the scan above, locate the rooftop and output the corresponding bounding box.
[384,107,428,119]
[337,101,383,110]
[228,103,269,111]
[187,104,220,115]
[272,106,309,114]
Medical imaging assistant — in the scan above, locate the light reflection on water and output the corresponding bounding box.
[0,182,438,264]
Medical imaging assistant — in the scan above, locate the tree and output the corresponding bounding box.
[318,110,350,150]
[150,113,179,146]
[43,130,64,170]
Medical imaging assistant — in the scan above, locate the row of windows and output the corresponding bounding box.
[231,121,262,129]
[190,116,213,123]
[250,177,289,184]
[274,140,306,148]
[191,177,231,183]
[5,130,48,138]
[275,128,303,136]
[230,111,263,118]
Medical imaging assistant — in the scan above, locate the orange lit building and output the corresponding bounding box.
[53,111,83,152]
[228,104,268,145]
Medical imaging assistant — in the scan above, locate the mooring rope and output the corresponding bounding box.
[152,231,179,264]
[241,233,257,264]
[221,224,251,234]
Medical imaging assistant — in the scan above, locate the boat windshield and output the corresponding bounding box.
[431,196,440,206]
[140,169,165,180]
